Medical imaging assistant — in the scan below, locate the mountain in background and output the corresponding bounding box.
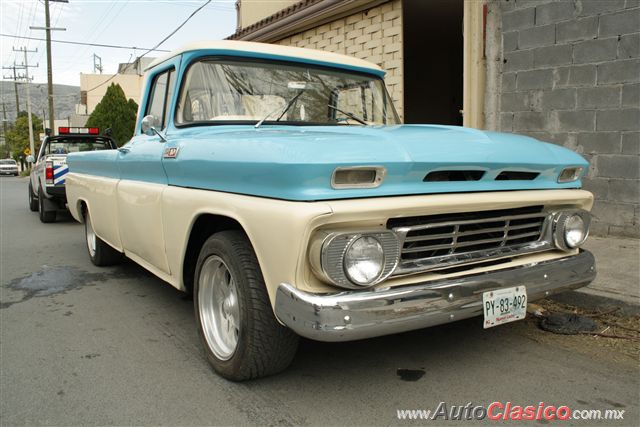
[0,81,80,123]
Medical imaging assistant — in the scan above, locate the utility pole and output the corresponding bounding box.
[93,54,103,73]
[1,103,8,159]
[1,102,7,139]
[13,47,38,160]
[2,64,23,115]
[30,0,68,134]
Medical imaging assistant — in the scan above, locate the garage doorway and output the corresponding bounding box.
[402,0,464,125]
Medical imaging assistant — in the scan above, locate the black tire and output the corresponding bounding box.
[194,230,298,381]
[38,186,56,223]
[84,209,123,266]
[28,182,38,212]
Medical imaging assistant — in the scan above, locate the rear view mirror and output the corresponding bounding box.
[141,115,158,135]
[26,155,34,163]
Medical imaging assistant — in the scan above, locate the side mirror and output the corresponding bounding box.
[26,155,35,163]
[140,115,166,142]
[141,115,158,136]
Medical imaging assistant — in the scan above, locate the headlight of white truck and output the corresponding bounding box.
[309,231,400,289]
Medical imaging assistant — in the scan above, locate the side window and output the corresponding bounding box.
[145,69,175,130]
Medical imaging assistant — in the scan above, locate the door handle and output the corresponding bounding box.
[117,147,130,154]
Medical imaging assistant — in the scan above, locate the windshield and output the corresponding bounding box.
[176,58,399,126]
[0,160,17,165]
[42,137,112,156]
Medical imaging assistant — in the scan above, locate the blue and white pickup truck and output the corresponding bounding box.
[65,41,596,380]
[27,127,116,223]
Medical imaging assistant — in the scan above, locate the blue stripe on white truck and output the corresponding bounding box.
[53,164,68,185]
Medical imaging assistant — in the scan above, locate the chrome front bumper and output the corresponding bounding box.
[274,251,596,342]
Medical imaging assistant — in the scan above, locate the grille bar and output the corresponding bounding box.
[402,221,544,242]
[389,206,553,276]
[402,231,544,254]
[395,212,547,232]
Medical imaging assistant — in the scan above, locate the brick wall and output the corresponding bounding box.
[275,0,404,119]
[497,0,640,238]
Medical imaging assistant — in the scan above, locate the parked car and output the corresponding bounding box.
[27,127,117,222]
[0,159,19,176]
[65,41,596,381]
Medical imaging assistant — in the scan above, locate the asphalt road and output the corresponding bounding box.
[1,176,638,426]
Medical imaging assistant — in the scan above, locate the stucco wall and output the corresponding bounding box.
[238,0,300,28]
[494,0,639,238]
[274,0,404,119]
[79,73,144,114]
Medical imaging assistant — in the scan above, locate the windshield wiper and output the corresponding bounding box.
[328,105,368,125]
[255,91,304,129]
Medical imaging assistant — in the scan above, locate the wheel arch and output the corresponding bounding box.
[182,213,255,295]
[75,198,89,223]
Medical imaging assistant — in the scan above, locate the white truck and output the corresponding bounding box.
[27,127,116,223]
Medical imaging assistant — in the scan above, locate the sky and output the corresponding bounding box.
[0,0,238,87]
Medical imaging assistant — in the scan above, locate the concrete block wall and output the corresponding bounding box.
[275,0,404,119]
[497,0,640,238]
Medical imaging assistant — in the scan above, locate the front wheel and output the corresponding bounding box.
[28,182,38,212]
[194,230,298,381]
[84,209,123,266]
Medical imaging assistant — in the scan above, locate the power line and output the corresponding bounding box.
[0,34,171,52]
[85,0,212,93]
[138,0,212,59]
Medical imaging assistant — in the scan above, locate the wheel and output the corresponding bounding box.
[38,186,56,223]
[84,209,123,266]
[28,182,38,212]
[194,230,298,381]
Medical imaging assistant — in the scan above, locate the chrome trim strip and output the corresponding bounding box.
[275,251,596,342]
[394,212,547,232]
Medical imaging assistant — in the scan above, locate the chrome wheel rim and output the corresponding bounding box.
[85,213,96,258]
[198,255,240,360]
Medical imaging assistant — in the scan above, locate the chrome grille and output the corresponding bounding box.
[388,206,552,275]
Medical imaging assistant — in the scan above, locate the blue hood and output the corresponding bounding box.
[162,124,588,201]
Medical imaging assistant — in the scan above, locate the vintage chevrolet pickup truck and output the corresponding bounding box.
[66,40,596,380]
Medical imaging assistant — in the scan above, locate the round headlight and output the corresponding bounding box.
[343,236,385,285]
[554,211,590,251]
[564,214,586,248]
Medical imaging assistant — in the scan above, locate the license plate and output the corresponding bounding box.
[482,286,527,329]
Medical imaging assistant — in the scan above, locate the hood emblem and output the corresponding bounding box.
[163,147,179,159]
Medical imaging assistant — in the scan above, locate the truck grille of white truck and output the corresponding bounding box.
[388,206,551,275]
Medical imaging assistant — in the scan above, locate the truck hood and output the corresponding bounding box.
[162,124,587,201]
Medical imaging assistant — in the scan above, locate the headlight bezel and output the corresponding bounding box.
[315,230,400,289]
[552,210,591,251]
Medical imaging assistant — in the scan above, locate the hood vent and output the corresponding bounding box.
[424,170,485,182]
[496,171,540,181]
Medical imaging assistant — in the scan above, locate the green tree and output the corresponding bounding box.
[5,111,43,160]
[86,83,138,146]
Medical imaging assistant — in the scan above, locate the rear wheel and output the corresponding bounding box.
[28,182,38,212]
[194,230,298,381]
[38,186,56,223]
[84,209,122,266]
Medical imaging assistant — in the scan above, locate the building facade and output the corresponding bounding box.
[229,0,639,238]
[77,57,155,120]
